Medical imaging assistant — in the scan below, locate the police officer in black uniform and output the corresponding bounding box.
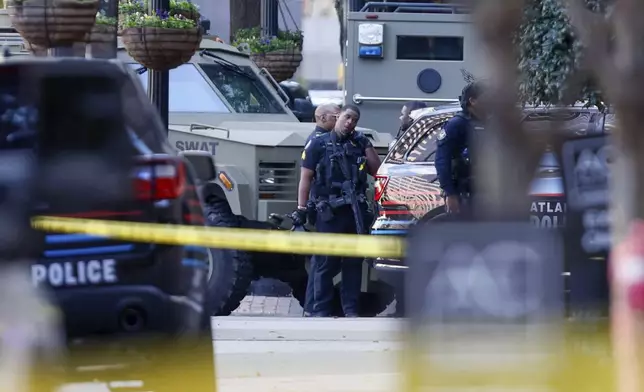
[294,105,381,317]
[305,103,341,146]
[301,103,340,316]
[435,81,485,215]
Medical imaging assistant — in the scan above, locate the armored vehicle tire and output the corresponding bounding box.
[205,248,254,316]
[237,217,310,308]
[204,200,254,317]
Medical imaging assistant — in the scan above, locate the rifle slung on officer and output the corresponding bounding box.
[327,143,367,235]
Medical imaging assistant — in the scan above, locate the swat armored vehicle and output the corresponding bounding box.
[342,1,485,135]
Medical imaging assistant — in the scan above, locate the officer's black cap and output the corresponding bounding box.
[459,81,484,110]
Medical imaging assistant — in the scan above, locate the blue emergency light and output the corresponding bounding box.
[358,45,383,58]
[357,22,384,59]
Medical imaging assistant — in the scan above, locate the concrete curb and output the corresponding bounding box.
[212,317,405,342]
[217,372,399,392]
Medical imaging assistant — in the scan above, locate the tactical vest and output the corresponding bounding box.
[312,133,369,200]
[451,112,482,195]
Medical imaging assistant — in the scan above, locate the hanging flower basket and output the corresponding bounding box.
[7,0,100,48]
[250,48,303,83]
[233,27,304,83]
[121,26,201,71]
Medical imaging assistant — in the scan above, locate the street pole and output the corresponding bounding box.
[148,0,170,131]
[261,0,279,37]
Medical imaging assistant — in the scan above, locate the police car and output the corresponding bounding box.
[371,103,610,276]
[0,58,212,339]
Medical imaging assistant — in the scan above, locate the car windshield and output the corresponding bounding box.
[199,63,286,114]
[0,93,37,150]
[388,116,444,163]
[0,69,133,153]
[128,63,231,113]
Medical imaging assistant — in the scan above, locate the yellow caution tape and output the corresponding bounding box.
[32,216,405,259]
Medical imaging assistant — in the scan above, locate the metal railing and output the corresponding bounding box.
[352,94,459,104]
[358,1,470,14]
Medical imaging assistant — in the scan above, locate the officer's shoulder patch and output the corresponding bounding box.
[436,128,447,141]
[301,150,306,160]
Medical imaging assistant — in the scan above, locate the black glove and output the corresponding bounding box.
[290,208,307,227]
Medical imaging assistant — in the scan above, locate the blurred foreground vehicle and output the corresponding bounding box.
[0,57,213,390]
[371,103,613,313]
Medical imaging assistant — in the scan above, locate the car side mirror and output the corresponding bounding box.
[293,98,315,122]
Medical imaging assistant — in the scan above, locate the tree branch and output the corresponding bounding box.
[566,0,617,101]
[470,0,547,218]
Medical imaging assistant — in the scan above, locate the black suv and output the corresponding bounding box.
[0,58,212,340]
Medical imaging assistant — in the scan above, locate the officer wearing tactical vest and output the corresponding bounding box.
[294,105,381,317]
[435,81,485,215]
[302,103,340,317]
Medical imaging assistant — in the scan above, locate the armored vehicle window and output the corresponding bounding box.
[128,64,231,113]
[199,64,286,114]
[396,36,464,61]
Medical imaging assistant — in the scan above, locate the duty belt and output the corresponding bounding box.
[319,194,367,209]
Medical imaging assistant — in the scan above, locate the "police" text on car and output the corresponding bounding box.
[32,259,117,287]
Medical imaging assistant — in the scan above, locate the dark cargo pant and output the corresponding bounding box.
[308,206,362,317]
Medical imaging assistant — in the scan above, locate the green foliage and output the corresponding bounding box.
[119,0,145,15]
[517,0,608,109]
[95,10,117,25]
[232,27,303,54]
[119,0,198,16]
[169,0,199,13]
[122,12,196,29]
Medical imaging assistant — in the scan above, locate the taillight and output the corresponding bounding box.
[374,175,389,202]
[134,156,186,200]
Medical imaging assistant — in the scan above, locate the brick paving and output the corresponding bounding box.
[231,277,397,317]
[232,295,305,317]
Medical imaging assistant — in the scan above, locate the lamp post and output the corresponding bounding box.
[147,0,171,130]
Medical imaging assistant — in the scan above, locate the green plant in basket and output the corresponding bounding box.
[232,26,303,54]
[122,10,196,29]
[119,0,146,16]
[169,0,198,14]
[95,10,117,26]
[120,7,201,72]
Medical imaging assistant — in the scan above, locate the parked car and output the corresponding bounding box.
[370,103,613,313]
